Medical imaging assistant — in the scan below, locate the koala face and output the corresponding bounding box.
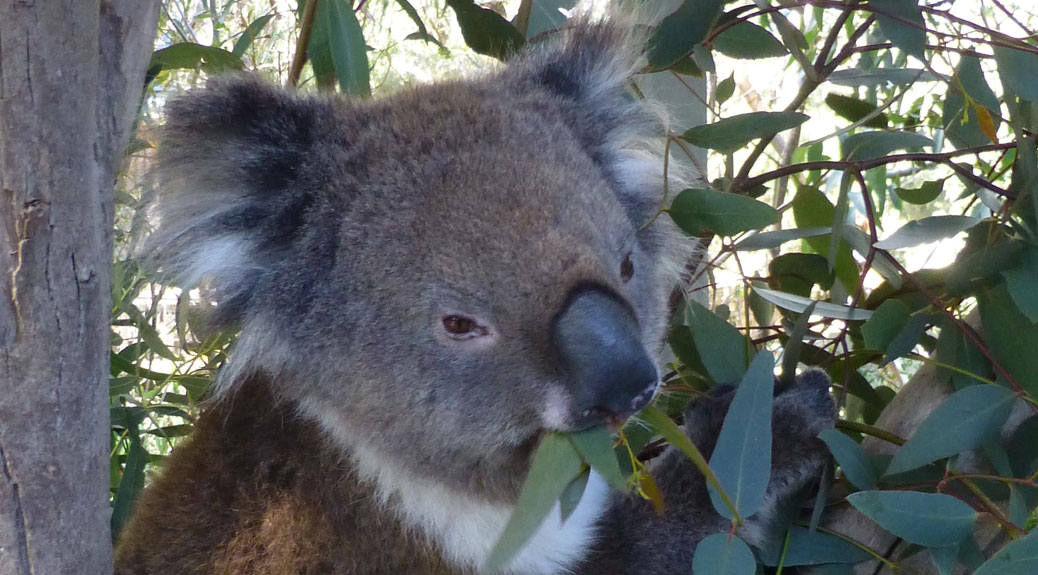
[148,25,687,502]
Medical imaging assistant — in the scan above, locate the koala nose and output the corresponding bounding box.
[553,286,659,429]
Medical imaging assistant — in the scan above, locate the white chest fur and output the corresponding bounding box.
[345,440,609,574]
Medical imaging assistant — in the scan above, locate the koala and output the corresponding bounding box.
[114,22,836,575]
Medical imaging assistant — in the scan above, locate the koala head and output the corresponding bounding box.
[147,23,689,502]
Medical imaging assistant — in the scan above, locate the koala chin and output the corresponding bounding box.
[114,21,836,575]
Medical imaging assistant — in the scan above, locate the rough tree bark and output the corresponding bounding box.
[0,1,157,573]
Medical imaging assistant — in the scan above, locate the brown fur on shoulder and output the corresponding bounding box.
[114,377,464,575]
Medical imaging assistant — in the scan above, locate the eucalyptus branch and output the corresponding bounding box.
[288,0,320,87]
[836,420,905,445]
[734,143,1018,195]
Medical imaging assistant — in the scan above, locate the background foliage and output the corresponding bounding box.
[112,1,1038,573]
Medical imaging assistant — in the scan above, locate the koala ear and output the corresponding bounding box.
[143,75,332,327]
[506,22,675,226]
[508,22,646,153]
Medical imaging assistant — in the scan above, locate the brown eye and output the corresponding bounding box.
[442,315,486,340]
[620,254,634,282]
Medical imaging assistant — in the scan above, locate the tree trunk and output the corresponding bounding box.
[0,1,157,573]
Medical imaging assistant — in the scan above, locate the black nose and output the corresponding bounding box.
[553,286,659,429]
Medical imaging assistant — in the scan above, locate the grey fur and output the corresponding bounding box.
[121,21,836,574]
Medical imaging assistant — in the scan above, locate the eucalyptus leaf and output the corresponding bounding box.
[1002,244,1038,323]
[110,435,147,540]
[568,426,627,492]
[895,179,945,205]
[753,288,873,321]
[758,525,873,566]
[874,216,979,250]
[979,284,1038,396]
[707,352,775,519]
[825,93,888,128]
[819,429,878,491]
[149,43,243,74]
[446,0,524,60]
[669,188,779,237]
[685,301,752,385]
[232,14,274,57]
[647,0,725,69]
[847,490,977,547]
[994,46,1038,102]
[693,533,756,575]
[484,433,583,573]
[973,530,1038,575]
[871,0,926,59]
[829,68,938,87]
[886,384,1018,475]
[683,112,809,153]
[841,130,932,161]
[713,21,787,60]
[734,227,831,251]
[317,0,370,97]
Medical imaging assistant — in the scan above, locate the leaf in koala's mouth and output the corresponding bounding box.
[484,433,583,573]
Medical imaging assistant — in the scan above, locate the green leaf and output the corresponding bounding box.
[669,188,779,237]
[110,435,148,540]
[768,253,835,297]
[758,526,873,566]
[484,433,583,573]
[752,288,873,321]
[524,0,575,39]
[935,317,995,390]
[973,530,1038,575]
[693,533,756,575]
[781,300,818,385]
[318,0,370,97]
[874,216,979,250]
[232,14,274,57]
[944,55,1001,149]
[707,352,775,519]
[847,491,976,547]
[870,0,926,59]
[558,467,589,523]
[819,429,877,490]
[685,301,752,385]
[829,68,937,87]
[149,43,244,74]
[825,93,889,128]
[683,112,809,153]
[958,55,1001,116]
[886,384,1018,475]
[1003,245,1038,323]
[640,406,739,519]
[713,21,787,60]
[734,227,831,251]
[841,130,932,161]
[994,46,1038,102]
[931,545,959,575]
[792,188,859,293]
[979,284,1038,396]
[716,73,735,105]
[895,179,945,205]
[568,426,627,492]
[446,0,524,60]
[862,299,911,352]
[647,0,725,69]
[395,0,444,47]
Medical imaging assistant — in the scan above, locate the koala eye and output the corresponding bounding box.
[441,314,489,340]
[620,253,634,282]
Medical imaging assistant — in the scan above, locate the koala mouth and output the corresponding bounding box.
[572,379,661,433]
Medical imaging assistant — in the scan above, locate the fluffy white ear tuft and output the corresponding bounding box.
[141,75,333,329]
